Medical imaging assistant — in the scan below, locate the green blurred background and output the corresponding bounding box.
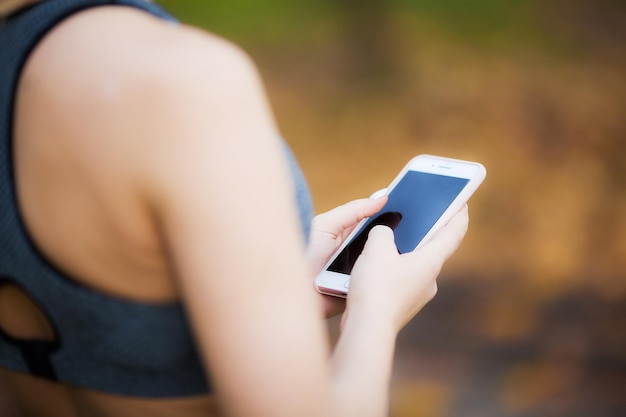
[158,1,625,415]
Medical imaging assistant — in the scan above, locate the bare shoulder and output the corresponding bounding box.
[21,3,275,181]
[24,4,262,113]
[36,5,252,71]
[22,6,259,127]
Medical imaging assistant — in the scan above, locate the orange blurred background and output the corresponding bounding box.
[161,1,625,415]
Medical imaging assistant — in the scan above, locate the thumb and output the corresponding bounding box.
[360,225,398,257]
[412,205,469,266]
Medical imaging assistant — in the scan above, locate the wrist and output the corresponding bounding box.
[342,301,398,340]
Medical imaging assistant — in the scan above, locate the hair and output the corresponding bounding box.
[0,0,40,17]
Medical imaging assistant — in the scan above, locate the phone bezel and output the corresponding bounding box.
[315,154,486,298]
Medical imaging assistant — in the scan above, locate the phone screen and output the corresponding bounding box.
[327,171,470,274]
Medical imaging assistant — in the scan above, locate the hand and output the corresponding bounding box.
[346,205,469,331]
[307,196,388,318]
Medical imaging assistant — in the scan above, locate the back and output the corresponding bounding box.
[0,0,310,415]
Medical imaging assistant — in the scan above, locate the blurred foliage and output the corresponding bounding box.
[157,0,336,45]
[158,1,625,416]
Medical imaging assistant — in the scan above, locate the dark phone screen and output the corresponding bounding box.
[327,171,469,274]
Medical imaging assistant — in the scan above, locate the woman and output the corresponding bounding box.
[0,0,469,416]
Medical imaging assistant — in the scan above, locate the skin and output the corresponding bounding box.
[0,4,469,417]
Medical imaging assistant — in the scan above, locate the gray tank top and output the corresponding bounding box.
[0,0,313,397]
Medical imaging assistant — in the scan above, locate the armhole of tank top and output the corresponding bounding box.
[5,0,179,301]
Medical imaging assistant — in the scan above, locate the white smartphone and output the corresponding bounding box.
[315,154,486,298]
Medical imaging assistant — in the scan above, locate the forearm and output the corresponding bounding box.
[330,307,398,417]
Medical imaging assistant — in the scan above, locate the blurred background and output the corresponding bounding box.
[159,1,625,415]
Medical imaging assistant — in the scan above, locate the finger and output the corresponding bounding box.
[312,196,388,235]
[416,205,469,264]
[368,188,388,199]
[321,295,346,319]
[360,225,398,257]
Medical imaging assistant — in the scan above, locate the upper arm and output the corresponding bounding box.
[129,30,332,416]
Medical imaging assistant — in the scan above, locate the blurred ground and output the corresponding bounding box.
[160,1,625,415]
